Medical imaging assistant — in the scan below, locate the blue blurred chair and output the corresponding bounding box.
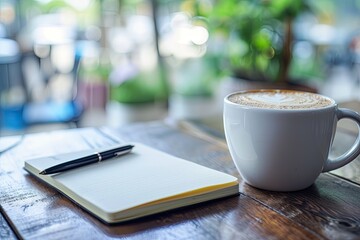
[0,38,26,131]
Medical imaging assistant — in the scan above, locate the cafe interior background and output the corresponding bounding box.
[1,0,360,137]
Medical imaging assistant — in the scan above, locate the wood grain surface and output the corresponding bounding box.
[0,211,17,240]
[0,122,360,239]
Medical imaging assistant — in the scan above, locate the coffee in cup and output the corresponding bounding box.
[224,89,360,191]
[228,90,333,109]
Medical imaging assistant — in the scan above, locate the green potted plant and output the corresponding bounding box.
[108,63,168,126]
[78,52,110,111]
[168,55,224,119]
[188,0,320,91]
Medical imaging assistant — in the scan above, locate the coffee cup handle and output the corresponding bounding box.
[322,108,360,172]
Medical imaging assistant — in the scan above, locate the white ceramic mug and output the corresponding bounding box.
[223,90,360,191]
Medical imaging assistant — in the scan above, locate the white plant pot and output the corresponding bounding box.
[168,94,221,120]
[107,101,167,127]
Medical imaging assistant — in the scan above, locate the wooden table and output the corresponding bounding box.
[1,120,360,239]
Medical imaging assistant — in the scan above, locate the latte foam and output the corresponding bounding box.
[228,90,334,110]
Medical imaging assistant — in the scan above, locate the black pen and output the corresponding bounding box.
[39,144,134,175]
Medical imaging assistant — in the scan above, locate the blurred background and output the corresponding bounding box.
[1,0,360,136]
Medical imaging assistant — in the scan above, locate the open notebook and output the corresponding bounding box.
[24,142,239,224]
